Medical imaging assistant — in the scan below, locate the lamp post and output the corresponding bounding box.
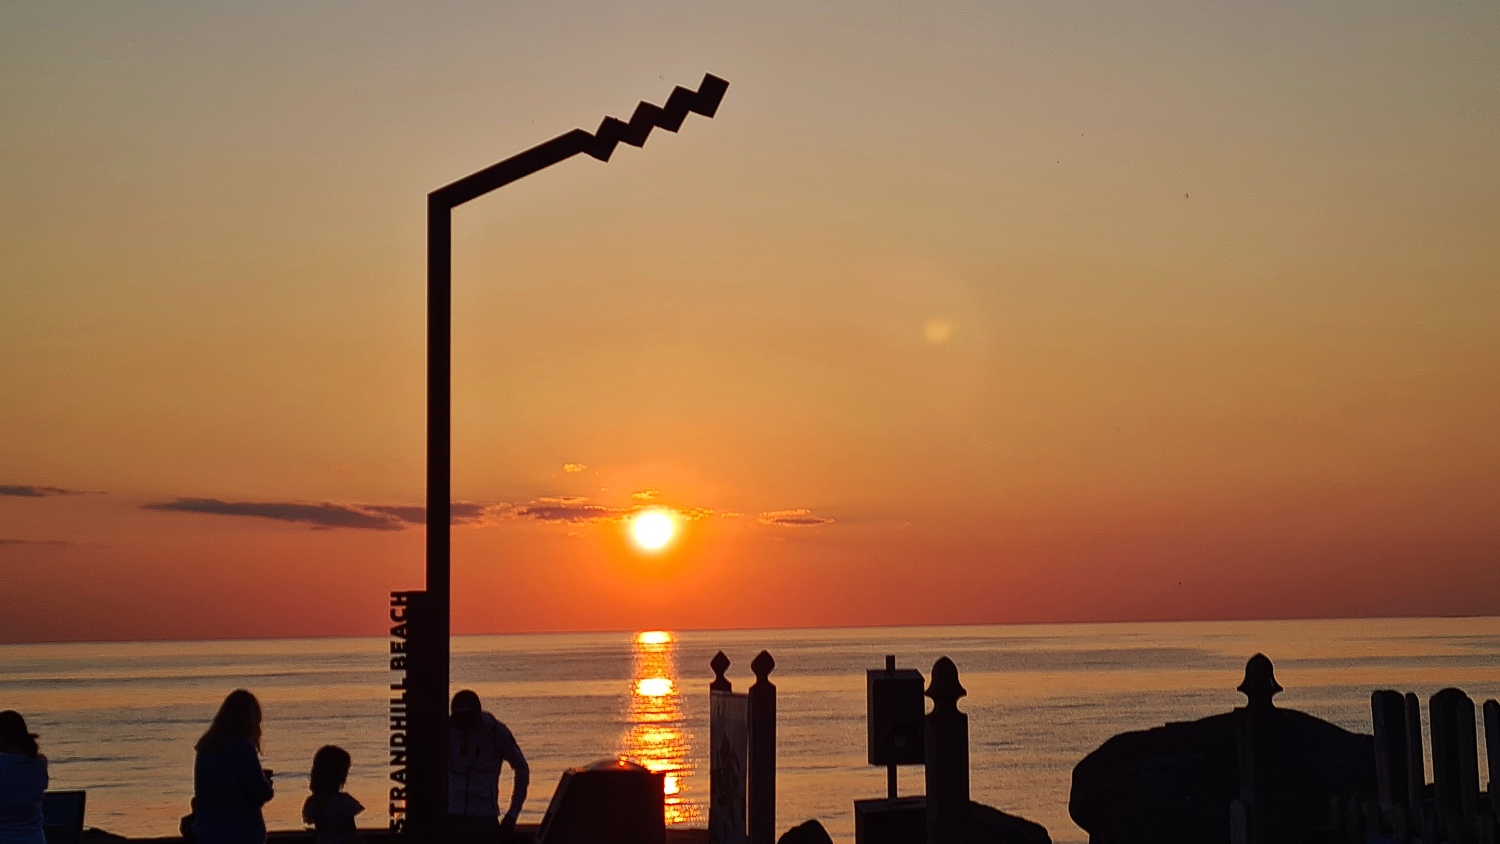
[406,73,728,843]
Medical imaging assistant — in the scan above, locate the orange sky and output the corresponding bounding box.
[2,2,1498,643]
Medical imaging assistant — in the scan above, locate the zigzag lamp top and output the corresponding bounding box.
[431,73,729,209]
[583,73,729,161]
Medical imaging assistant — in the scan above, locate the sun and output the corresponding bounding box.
[629,510,676,552]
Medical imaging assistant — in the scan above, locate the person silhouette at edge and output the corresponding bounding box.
[0,711,47,844]
[448,690,529,844]
[193,690,274,844]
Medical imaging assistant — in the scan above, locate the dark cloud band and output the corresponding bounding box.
[0,485,94,497]
[144,498,405,531]
[142,497,503,530]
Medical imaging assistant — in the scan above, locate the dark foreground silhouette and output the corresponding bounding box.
[1070,655,1376,844]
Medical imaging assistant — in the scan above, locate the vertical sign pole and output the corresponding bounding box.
[407,71,726,844]
[427,198,453,644]
[417,197,453,844]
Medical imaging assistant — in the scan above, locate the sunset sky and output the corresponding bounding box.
[2,2,1497,643]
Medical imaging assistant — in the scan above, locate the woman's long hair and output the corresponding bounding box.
[196,690,262,754]
[0,710,40,758]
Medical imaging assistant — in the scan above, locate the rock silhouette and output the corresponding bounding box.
[971,801,1052,844]
[1068,656,1376,844]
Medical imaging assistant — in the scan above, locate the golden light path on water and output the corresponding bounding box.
[619,630,698,825]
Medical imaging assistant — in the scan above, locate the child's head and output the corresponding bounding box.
[309,745,351,795]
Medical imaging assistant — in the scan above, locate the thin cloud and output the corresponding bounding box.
[631,489,660,501]
[509,495,719,524]
[562,463,587,474]
[360,504,427,524]
[758,508,834,527]
[511,497,626,524]
[362,502,501,526]
[0,485,95,497]
[143,498,404,531]
[0,538,71,547]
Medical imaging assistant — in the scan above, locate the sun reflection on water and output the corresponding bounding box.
[620,630,698,825]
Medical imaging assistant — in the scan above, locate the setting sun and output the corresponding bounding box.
[629,510,675,552]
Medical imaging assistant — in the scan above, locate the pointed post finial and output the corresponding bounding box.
[1238,653,1283,709]
[710,651,732,692]
[926,656,967,714]
[751,650,775,683]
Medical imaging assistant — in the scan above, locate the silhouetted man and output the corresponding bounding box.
[448,690,529,844]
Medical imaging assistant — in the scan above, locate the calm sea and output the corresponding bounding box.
[3,618,1499,843]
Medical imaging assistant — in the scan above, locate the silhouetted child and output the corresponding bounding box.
[302,746,362,844]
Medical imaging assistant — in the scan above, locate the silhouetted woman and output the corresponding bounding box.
[0,711,47,844]
[193,691,274,844]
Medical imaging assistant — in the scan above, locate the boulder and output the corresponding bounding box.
[1069,707,1376,844]
[972,801,1052,844]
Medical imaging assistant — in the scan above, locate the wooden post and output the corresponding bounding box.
[1461,697,1482,823]
[1235,654,1282,844]
[1362,801,1383,839]
[925,656,972,844]
[1342,798,1362,844]
[1431,687,1479,842]
[1235,707,1259,843]
[1486,700,1499,821]
[1229,799,1248,844]
[748,651,776,844]
[1372,690,1409,818]
[710,652,749,844]
[1405,692,1427,836]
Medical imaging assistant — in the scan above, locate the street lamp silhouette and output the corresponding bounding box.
[405,73,728,842]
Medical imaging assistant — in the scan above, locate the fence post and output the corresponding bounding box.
[1486,700,1499,821]
[1230,798,1249,844]
[1461,696,1481,823]
[1235,654,1282,844]
[1431,687,1480,842]
[710,652,749,844]
[925,656,972,844]
[748,650,777,844]
[1405,692,1427,837]
[1342,798,1362,844]
[1372,690,1408,822]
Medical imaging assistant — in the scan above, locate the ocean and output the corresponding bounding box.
[3,617,1498,843]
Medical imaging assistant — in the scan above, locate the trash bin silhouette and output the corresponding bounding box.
[535,758,665,844]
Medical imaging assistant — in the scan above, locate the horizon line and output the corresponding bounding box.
[2,610,1495,649]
